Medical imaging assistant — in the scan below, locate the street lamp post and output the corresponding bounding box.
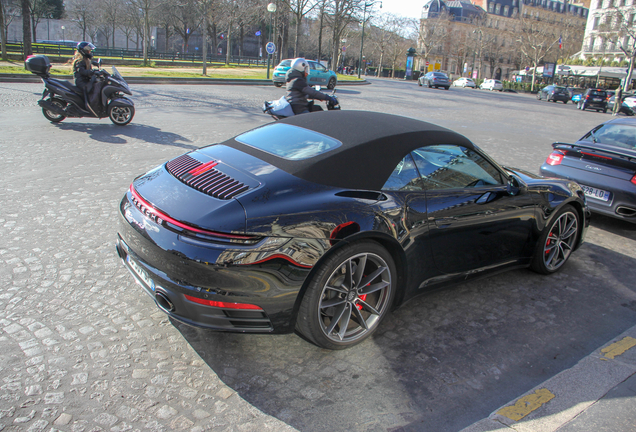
[357,1,382,79]
[61,26,65,43]
[266,2,276,80]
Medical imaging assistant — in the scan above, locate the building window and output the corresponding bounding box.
[504,5,509,15]
[495,3,501,13]
[593,15,599,28]
[489,2,495,12]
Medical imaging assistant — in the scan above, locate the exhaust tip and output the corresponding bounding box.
[155,292,175,313]
[616,206,636,217]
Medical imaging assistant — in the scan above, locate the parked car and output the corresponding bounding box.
[480,79,503,91]
[537,85,570,103]
[608,93,635,115]
[540,117,636,223]
[272,59,338,89]
[452,77,476,88]
[117,111,589,350]
[418,72,450,89]
[577,88,608,112]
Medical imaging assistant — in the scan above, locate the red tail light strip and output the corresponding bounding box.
[129,185,255,240]
[184,294,263,310]
[581,151,612,160]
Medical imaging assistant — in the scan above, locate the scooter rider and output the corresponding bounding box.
[72,42,96,95]
[285,58,337,115]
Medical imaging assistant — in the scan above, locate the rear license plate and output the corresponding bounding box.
[581,184,610,201]
[592,98,601,102]
[127,256,155,291]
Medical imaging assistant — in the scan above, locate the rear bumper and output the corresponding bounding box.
[540,164,636,223]
[116,196,315,333]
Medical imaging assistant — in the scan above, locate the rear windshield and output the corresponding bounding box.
[278,60,291,67]
[583,122,636,150]
[589,90,606,96]
[433,73,447,77]
[236,123,342,160]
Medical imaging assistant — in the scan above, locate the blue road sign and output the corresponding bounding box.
[266,42,276,55]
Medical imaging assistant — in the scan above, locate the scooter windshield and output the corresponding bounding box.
[112,66,123,81]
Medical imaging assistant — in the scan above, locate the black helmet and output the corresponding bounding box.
[76,41,96,59]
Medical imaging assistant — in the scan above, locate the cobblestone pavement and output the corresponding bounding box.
[1,79,635,432]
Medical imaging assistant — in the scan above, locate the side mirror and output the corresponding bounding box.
[507,175,520,196]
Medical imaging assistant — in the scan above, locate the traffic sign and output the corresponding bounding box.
[266,42,276,55]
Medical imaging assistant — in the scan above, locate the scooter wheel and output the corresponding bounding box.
[109,105,134,126]
[42,98,66,122]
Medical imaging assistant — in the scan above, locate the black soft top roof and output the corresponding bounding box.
[226,110,475,190]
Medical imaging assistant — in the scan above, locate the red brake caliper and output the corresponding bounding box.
[357,294,367,310]
[545,232,553,255]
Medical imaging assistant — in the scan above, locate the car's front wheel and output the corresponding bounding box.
[296,241,396,349]
[530,205,580,274]
[274,82,283,88]
[327,77,337,89]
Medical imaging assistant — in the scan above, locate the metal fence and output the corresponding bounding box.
[7,42,268,66]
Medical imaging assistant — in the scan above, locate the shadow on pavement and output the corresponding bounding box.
[175,242,636,432]
[590,213,636,240]
[55,122,197,149]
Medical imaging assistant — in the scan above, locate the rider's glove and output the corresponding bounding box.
[327,96,337,105]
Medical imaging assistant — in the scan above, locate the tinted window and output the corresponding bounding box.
[382,154,423,191]
[236,124,341,160]
[410,145,504,190]
[279,60,291,67]
[433,73,448,77]
[583,122,636,149]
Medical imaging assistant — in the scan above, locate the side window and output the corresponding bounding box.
[410,145,504,190]
[382,153,423,191]
[309,62,318,70]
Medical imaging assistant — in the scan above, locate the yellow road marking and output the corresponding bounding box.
[497,388,555,422]
[601,336,636,360]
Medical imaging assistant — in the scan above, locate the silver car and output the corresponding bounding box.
[418,72,450,90]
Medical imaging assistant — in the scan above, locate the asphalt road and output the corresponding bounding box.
[1,77,635,432]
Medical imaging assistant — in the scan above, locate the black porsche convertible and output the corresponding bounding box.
[117,111,590,349]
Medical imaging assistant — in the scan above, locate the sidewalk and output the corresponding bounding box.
[461,324,636,432]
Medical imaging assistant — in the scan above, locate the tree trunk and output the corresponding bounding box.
[143,12,149,65]
[317,10,323,63]
[21,0,32,58]
[294,14,301,57]
[202,14,208,75]
[31,15,36,43]
[0,1,7,61]
[225,21,231,65]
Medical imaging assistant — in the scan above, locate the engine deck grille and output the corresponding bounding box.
[166,154,250,200]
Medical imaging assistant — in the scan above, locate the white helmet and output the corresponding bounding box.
[291,58,309,75]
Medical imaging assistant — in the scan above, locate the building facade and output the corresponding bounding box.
[417,0,588,80]
[580,0,636,63]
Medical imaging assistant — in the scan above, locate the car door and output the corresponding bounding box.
[308,61,327,86]
[381,153,439,290]
[411,145,536,275]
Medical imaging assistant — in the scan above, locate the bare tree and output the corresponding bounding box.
[516,12,560,91]
[67,0,97,41]
[21,0,31,56]
[118,2,141,50]
[282,0,316,57]
[326,0,363,70]
[129,0,157,65]
[368,13,402,76]
[170,0,203,54]
[412,7,451,70]
[100,0,122,48]
[27,0,62,42]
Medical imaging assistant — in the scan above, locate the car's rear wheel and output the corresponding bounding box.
[296,240,396,349]
[274,82,283,87]
[530,205,580,274]
[563,100,568,104]
[327,77,336,89]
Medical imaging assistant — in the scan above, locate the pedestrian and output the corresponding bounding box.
[613,85,623,116]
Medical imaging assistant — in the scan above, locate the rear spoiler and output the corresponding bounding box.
[552,141,636,162]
